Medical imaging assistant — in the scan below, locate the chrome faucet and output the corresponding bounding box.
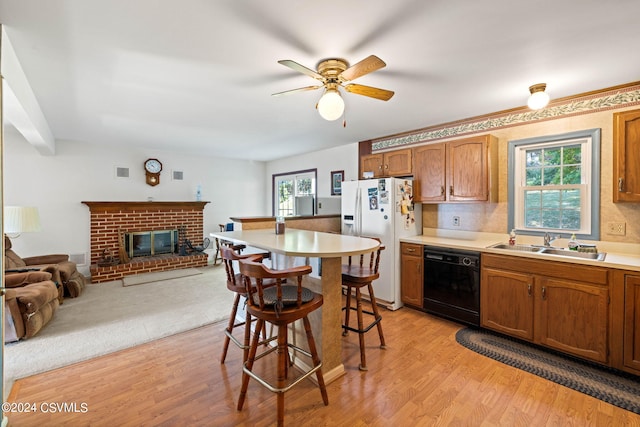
[543,232,561,247]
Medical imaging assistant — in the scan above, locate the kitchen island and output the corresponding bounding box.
[210,228,379,383]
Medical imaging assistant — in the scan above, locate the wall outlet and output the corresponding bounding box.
[606,221,626,236]
[453,216,460,227]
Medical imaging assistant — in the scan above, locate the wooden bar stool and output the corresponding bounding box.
[213,223,246,265]
[342,238,386,371]
[219,247,270,364]
[237,259,328,427]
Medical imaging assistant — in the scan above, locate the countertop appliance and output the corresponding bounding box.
[341,178,422,310]
[423,246,480,326]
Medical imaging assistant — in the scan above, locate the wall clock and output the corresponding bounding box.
[144,158,162,186]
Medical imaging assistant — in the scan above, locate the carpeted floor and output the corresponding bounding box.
[4,265,233,395]
[456,327,640,414]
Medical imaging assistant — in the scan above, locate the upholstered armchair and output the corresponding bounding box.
[4,270,59,342]
[4,235,87,299]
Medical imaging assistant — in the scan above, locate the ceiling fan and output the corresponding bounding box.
[272,55,394,121]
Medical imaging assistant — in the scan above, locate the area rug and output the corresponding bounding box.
[3,265,233,395]
[122,267,202,286]
[455,328,640,414]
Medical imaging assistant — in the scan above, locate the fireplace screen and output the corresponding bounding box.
[125,229,178,258]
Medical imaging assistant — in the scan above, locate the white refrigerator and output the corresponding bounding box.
[341,178,422,310]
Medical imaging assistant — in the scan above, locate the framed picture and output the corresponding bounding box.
[331,170,344,195]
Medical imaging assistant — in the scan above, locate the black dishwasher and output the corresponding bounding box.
[423,246,480,326]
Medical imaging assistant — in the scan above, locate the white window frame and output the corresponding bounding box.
[508,129,601,240]
[272,169,317,217]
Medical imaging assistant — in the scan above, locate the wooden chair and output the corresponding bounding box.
[219,247,271,364]
[342,238,386,371]
[213,223,246,265]
[237,259,328,427]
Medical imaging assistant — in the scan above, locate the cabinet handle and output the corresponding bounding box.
[449,185,453,196]
[618,177,624,192]
[541,286,546,300]
[527,284,532,296]
[407,248,415,253]
[440,186,445,196]
[385,164,389,170]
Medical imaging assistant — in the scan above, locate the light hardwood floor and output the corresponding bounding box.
[6,305,640,426]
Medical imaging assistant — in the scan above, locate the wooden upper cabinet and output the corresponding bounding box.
[613,108,640,202]
[360,148,412,178]
[384,148,412,176]
[361,154,384,177]
[413,143,446,202]
[413,134,498,203]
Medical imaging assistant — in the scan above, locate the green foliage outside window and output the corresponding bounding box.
[523,144,582,230]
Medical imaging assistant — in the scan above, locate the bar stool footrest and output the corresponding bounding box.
[243,344,322,394]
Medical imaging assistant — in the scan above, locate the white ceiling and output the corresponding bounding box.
[1,0,639,161]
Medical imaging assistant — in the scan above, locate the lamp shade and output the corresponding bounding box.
[4,206,42,234]
[527,83,550,110]
[317,88,345,121]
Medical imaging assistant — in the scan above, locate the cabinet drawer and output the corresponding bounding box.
[401,243,422,256]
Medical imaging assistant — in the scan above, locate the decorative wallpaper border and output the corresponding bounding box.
[372,85,640,151]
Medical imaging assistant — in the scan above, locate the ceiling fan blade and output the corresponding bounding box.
[339,55,386,82]
[272,85,322,96]
[344,83,394,101]
[277,60,324,80]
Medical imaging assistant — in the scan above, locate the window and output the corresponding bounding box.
[272,169,317,217]
[508,129,600,239]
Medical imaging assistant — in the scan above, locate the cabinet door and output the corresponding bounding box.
[412,143,446,202]
[384,148,412,177]
[536,277,609,363]
[361,154,384,178]
[481,267,534,340]
[613,109,640,202]
[447,137,488,201]
[400,243,423,307]
[624,274,640,371]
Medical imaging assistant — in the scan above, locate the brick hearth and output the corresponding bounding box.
[82,201,210,283]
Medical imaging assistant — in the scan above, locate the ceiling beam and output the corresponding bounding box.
[1,26,55,155]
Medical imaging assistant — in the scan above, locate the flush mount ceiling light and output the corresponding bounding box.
[527,83,550,110]
[317,84,345,121]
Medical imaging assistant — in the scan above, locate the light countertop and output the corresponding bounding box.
[210,228,379,258]
[401,229,640,272]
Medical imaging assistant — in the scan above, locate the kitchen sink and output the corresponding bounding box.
[489,243,544,252]
[539,247,607,261]
[488,242,607,261]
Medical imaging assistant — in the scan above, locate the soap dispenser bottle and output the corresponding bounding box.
[568,233,578,251]
[509,229,517,246]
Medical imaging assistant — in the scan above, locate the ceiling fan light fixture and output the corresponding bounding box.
[527,83,550,110]
[317,87,345,121]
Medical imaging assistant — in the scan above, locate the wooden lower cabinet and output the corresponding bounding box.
[400,243,423,308]
[481,268,534,340]
[481,254,609,364]
[536,277,609,363]
[623,274,640,372]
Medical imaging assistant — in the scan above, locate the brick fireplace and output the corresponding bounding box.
[82,201,210,283]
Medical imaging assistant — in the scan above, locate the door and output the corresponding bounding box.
[481,267,534,340]
[413,143,446,202]
[624,274,640,371]
[358,178,394,302]
[400,243,423,307]
[447,137,488,201]
[613,109,640,202]
[536,277,609,363]
[340,181,359,235]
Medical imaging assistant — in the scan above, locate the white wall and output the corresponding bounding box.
[3,125,267,272]
[264,143,359,215]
